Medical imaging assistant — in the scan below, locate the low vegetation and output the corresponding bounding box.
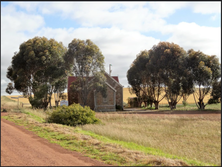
[83,112,221,165]
[141,103,221,111]
[1,96,220,166]
[46,103,100,126]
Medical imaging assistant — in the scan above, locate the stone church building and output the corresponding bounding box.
[68,72,123,111]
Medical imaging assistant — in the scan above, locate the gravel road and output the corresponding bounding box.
[1,116,108,166]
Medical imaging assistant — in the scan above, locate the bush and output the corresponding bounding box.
[46,103,101,126]
[116,104,123,110]
[208,98,220,104]
[182,100,188,107]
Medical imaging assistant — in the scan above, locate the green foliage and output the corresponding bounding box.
[64,39,106,106]
[187,49,221,110]
[208,79,221,104]
[208,98,220,104]
[6,36,69,109]
[127,41,220,111]
[123,102,128,107]
[47,103,101,126]
[5,83,14,95]
[182,100,188,107]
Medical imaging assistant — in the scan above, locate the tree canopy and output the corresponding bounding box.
[6,36,68,109]
[187,49,221,109]
[64,39,107,106]
[127,42,220,110]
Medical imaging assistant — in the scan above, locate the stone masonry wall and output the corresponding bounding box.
[105,73,123,109]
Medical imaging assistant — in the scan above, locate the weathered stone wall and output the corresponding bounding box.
[77,91,94,110]
[95,86,114,106]
[105,73,123,109]
[68,73,123,111]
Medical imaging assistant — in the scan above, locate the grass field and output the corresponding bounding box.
[6,88,212,107]
[82,111,221,165]
[1,96,221,166]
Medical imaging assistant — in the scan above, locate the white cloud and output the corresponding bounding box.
[148,2,188,18]
[1,4,44,33]
[190,2,221,14]
[35,26,160,86]
[1,2,221,95]
[161,22,221,62]
[9,2,167,32]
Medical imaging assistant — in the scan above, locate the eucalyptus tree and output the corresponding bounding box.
[127,51,149,107]
[127,49,165,109]
[146,49,166,109]
[208,79,221,104]
[6,36,68,109]
[150,42,189,110]
[187,49,221,110]
[64,39,107,106]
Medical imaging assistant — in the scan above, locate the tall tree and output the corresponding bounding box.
[6,36,68,109]
[187,49,221,109]
[127,50,165,109]
[208,79,221,104]
[146,49,166,109]
[127,60,143,107]
[64,39,107,106]
[150,42,188,110]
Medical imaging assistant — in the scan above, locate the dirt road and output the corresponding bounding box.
[1,117,108,166]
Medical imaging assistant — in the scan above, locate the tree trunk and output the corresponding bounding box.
[198,100,205,110]
[144,101,147,107]
[154,101,159,110]
[49,96,52,108]
[169,101,177,110]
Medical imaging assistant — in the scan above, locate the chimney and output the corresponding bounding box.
[109,64,112,75]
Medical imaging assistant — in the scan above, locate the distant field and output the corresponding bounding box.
[123,88,211,104]
[6,88,211,106]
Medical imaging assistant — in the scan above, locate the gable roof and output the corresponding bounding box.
[104,72,123,87]
[68,75,121,90]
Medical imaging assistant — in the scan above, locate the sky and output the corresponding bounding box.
[1,1,221,96]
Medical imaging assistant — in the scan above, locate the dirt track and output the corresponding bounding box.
[1,116,108,166]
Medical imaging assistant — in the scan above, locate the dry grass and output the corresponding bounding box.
[4,113,190,166]
[123,88,211,104]
[6,93,69,107]
[2,95,220,165]
[1,96,19,112]
[6,88,211,106]
[82,113,221,165]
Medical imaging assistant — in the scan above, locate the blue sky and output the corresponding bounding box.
[1,1,221,95]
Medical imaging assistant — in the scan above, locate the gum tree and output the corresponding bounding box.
[127,50,165,109]
[64,39,107,106]
[150,42,188,110]
[6,36,68,109]
[187,49,221,110]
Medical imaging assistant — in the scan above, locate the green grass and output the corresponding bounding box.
[141,103,221,111]
[75,128,213,166]
[2,112,218,166]
[1,96,220,166]
[83,113,221,166]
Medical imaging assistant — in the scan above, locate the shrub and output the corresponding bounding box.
[116,104,123,110]
[46,103,101,126]
[208,98,220,104]
[182,100,188,107]
[123,102,128,107]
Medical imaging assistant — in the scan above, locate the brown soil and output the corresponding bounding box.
[1,113,109,166]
